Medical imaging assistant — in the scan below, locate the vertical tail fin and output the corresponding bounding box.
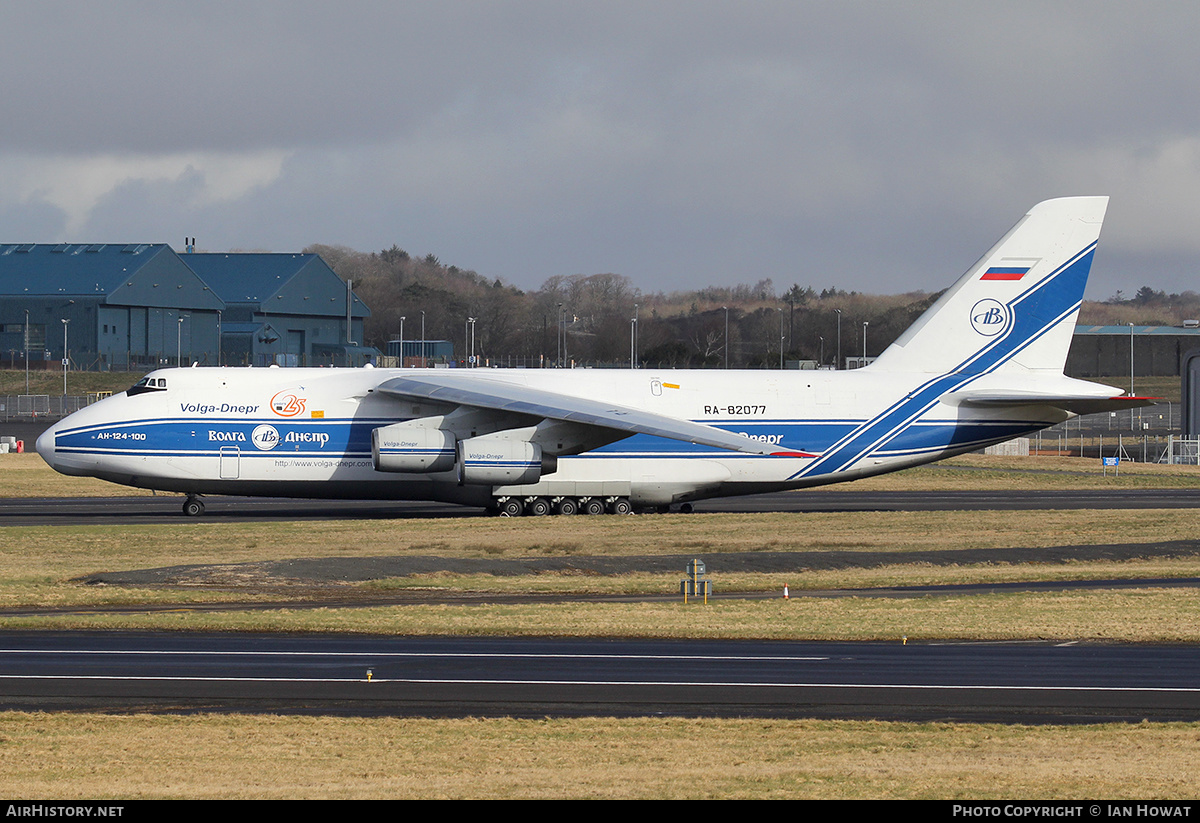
[870,196,1108,375]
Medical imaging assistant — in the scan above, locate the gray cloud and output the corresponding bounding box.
[2,1,1199,298]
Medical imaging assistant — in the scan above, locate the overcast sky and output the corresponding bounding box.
[2,1,1199,300]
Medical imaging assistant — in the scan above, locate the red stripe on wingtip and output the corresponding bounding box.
[771,450,819,458]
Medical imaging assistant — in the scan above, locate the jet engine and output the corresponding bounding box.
[456,436,556,485]
[371,425,456,473]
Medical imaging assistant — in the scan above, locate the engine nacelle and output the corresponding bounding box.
[457,437,555,485]
[372,425,456,473]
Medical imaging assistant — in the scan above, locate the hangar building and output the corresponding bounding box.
[0,243,224,371]
[0,244,372,370]
[181,252,371,367]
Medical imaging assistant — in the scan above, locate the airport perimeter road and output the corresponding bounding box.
[0,632,1196,723]
[3,488,1200,524]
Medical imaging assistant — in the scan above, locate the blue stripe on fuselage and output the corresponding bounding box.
[789,244,1094,480]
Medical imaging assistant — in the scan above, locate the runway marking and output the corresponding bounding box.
[0,649,829,662]
[0,674,1197,693]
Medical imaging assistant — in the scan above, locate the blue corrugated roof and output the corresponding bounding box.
[181,253,317,302]
[0,243,169,295]
[182,251,368,316]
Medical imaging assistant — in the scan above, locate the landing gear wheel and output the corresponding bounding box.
[608,497,633,515]
[498,498,524,518]
[526,497,552,517]
[182,496,205,517]
[555,497,579,516]
[581,498,605,516]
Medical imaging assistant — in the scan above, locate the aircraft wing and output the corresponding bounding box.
[947,390,1157,416]
[375,373,803,456]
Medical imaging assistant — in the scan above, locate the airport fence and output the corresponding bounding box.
[1163,436,1200,465]
[0,394,94,421]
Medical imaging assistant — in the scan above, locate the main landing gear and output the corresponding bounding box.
[492,495,639,517]
[182,495,205,517]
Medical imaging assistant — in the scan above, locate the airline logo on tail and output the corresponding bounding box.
[970,299,1009,336]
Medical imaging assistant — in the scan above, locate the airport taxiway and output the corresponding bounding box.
[4,487,1200,525]
[0,632,1196,723]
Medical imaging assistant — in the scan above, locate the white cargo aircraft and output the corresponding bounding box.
[38,197,1149,516]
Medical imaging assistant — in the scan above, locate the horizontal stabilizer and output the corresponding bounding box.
[947,390,1157,416]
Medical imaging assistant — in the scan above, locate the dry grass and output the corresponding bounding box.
[0,369,138,396]
[0,713,1196,799]
[839,452,1200,490]
[1,482,1200,639]
[4,505,1199,569]
[0,453,153,497]
[2,506,1200,596]
[8,588,1197,642]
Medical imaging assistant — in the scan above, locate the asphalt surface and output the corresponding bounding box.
[0,632,1195,722]
[6,486,1200,526]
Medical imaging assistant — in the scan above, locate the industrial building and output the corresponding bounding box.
[0,243,372,370]
[182,252,371,367]
[0,243,224,371]
[1065,324,1200,378]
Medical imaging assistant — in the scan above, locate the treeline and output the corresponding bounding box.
[1082,287,1200,327]
[307,243,1192,367]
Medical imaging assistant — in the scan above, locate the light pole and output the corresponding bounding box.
[561,305,569,367]
[835,309,842,370]
[1129,322,1135,431]
[819,336,824,367]
[467,317,477,367]
[723,306,729,369]
[399,315,405,366]
[778,308,784,370]
[1129,322,1135,395]
[862,321,869,365]
[557,303,563,367]
[60,319,69,396]
[632,303,638,369]
[216,310,222,366]
[630,316,637,369]
[420,310,426,367]
[177,316,184,366]
[23,308,29,394]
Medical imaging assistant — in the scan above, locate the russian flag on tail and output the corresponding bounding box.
[981,266,1031,281]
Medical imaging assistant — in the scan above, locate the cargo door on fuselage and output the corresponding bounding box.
[219,446,240,479]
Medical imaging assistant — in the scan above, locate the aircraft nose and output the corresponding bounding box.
[36,422,59,468]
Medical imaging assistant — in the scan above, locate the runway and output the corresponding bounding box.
[4,487,1200,525]
[0,632,1195,722]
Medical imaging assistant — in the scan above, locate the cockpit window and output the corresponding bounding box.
[127,376,168,396]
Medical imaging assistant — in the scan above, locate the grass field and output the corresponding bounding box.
[1,713,1196,799]
[0,368,139,397]
[3,438,1200,798]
